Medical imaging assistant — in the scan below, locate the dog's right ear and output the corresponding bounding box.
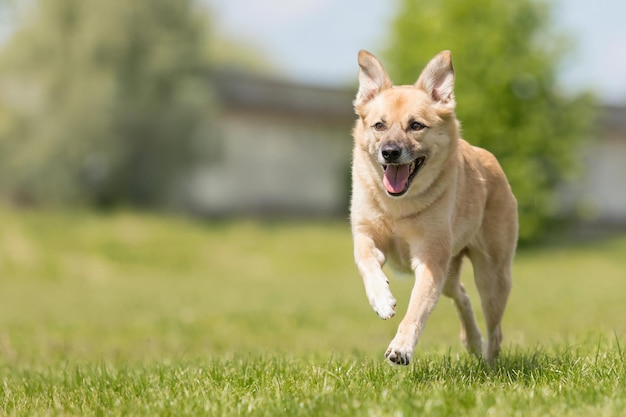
[415,50,455,107]
[354,50,392,107]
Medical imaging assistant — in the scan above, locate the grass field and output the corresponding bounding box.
[0,208,625,416]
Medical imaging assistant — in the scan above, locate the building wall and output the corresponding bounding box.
[187,108,354,216]
[579,134,626,222]
[186,72,626,227]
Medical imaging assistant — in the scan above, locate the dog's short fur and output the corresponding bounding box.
[350,50,518,365]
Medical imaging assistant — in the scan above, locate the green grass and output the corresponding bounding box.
[3,347,625,416]
[0,208,625,416]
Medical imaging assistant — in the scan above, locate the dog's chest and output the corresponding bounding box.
[384,236,413,273]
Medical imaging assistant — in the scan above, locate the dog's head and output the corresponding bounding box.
[353,50,458,197]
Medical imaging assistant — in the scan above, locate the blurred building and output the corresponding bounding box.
[187,71,626,230]
[561,105,626,232]
[185,70,355,217]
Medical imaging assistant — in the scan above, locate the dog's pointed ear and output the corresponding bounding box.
[415,50,455,107]
[354,50,392,107]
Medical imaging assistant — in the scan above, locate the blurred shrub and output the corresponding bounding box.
[0,0,215,207]
[386,0,595,243]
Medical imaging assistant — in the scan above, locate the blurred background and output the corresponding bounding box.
[0,0,625,365]
[0,0,624,242]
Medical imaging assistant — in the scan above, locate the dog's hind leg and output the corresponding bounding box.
[442,253,483,357]
[468,248,513,364]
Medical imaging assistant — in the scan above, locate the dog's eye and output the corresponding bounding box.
[410,121,426,131]
[373,122,386,132]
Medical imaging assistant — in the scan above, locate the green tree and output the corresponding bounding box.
[385,0,595,243]
[0,0,215,207]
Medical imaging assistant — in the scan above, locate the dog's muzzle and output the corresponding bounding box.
[381,156,426,196]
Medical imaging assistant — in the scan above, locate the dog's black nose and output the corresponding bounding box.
[381,144,402,162]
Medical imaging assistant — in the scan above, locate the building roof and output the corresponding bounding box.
[212,69,626,139]
[212,69,356,122]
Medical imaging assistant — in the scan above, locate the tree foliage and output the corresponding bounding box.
[385,0,595,243]
[0,0,214,207]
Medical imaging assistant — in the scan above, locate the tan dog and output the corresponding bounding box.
[350,50,518,365]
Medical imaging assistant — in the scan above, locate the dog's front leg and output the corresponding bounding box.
[353,233,396,320]
[385,253,448,365]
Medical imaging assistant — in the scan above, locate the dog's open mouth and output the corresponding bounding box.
[382,156,426,196]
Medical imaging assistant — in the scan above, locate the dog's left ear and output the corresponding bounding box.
[415,50,455,107]
[354,50,392,107]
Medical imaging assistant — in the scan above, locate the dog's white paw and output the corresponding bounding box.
[385,334,415,366]
[385,345,412,366]
[369,291,396,320]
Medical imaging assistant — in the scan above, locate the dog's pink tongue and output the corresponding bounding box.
[383,164,410,194]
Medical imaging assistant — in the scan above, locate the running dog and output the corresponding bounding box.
[350,50,518,365]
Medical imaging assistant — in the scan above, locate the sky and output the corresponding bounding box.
[204,0,626,105]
